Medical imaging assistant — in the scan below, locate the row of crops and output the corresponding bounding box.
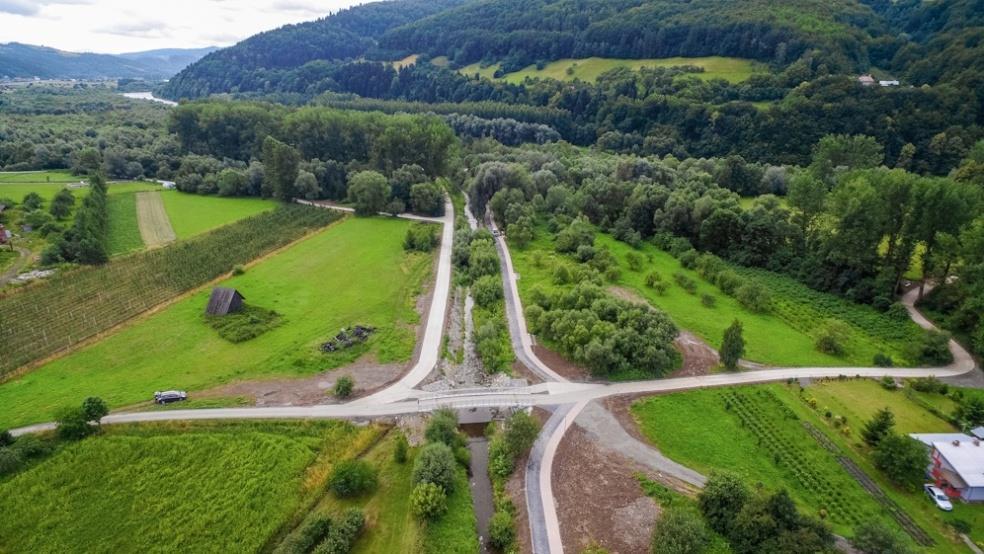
[721,389,874,526]
[0,205,342,375]
[731,266,926,363]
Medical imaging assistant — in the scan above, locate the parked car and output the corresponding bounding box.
[154,390,188,405]
[924,484,954,511]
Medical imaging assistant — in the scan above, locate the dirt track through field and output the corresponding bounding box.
[136,192,176,248]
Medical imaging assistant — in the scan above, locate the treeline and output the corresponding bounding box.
[171,57,980,174]
[165,102,457,208]
[465,136,984,350]
[43,174,108,265]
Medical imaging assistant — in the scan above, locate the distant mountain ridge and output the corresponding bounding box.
[0,43,218,80]
[162,0,984,101]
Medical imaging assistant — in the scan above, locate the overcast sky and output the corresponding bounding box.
[0,0,363,54]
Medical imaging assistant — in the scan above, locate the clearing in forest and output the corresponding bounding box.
[135,191,176,248]
[0,421,373,553]
[459,56,763,84]
[0,217,434,429]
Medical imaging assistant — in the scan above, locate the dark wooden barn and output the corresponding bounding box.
[205,287,245,316]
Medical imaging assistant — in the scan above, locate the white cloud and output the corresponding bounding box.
[0,0,360,53]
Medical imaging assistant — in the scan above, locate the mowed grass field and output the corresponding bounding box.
[631,381,979,552]
[160,191,276,239]
[0,421,372,553]
[460,56,763,84]
[0,216,434,428]
[314,431,478,554]
[510,230,921,367]
[0,180,160,202]
[106,193,143,256]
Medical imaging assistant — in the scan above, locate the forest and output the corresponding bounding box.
[158,0,983,175]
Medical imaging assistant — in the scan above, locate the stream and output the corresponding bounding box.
[464,426,495,553]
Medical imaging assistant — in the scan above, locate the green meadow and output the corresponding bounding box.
[460,56,763,84]
[0,217,434,429]
[160,191,277,239]
[510,229,923,368]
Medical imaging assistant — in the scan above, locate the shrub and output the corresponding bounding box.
[489,437,514,478]
[274,515,332,554]
[651,281,669,295]
[412,442,457,493]
[489,510,516,549]
[575,244,596,262]
[919,330,953,365]
[946,519,972,535]
[454,445,471,467]
[714,269,742,295]
[644,272,662,288]
[678,249,699,269]
[873,353,894,367]
[393,433,409,464]
[411,482,447,520]
[0,429,12,447]
[651,509,711,554]
[701,294,716,308]
[232,264,246,276]
[673,273,697,294]
[8,434,49,459]
[880,376,897,390]
[625,251,642,271]
[472,275,503,308]
[327,460,377,497]
[0,447,22,476]
[333,376,354,398]
[314,509,364,554]
[55,406,94,441]
[815,320,849,356]
[404,223,439,252]
[425,408,464,448]
[698,473,748,537]
[552,264,572,284]
[503,410,540,459]
[911,376,946,394]
[735,282,771,312]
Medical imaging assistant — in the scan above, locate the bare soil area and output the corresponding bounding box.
[199,356,407,405]
[532,344,592,381]
[554,424,659,553]
[670,331,720,377]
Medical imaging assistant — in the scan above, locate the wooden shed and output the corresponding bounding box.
[205,287,245,316]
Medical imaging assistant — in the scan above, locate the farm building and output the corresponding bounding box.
[205,287,245,316]
[911,433,984,502]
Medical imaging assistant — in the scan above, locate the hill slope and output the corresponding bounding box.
[0,43,216,80]
[160,0,465,99]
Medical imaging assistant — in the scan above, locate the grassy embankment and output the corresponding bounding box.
[459,56,763,84]
[509,228,924,369]
[0,217,433,429]
[632,380,984,552]
[0,420,375,553]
